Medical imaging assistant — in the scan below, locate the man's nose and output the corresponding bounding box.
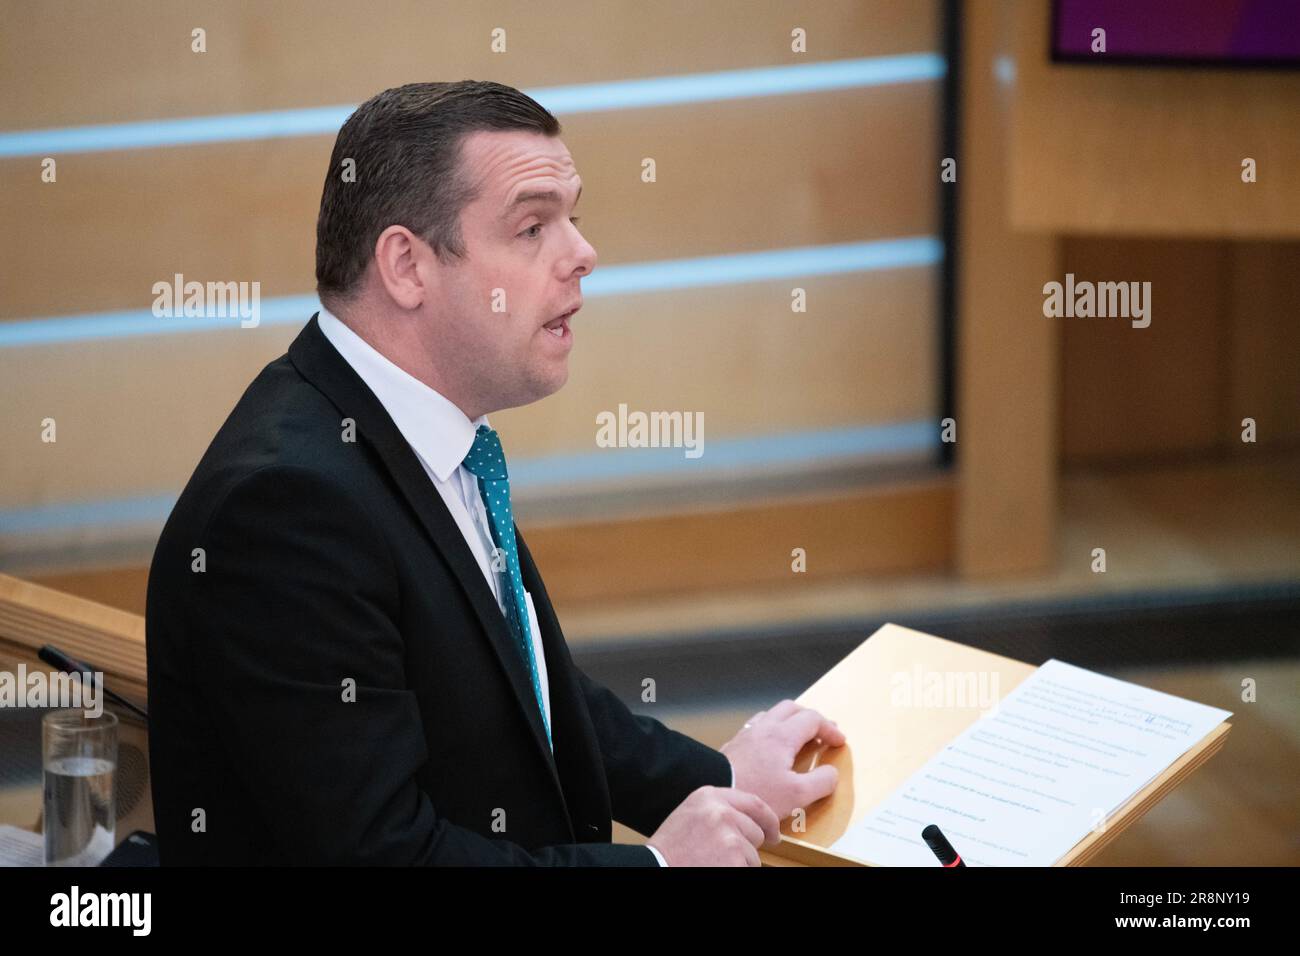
[573,233,597,277]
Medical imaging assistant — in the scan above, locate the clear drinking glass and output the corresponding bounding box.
[42,709,118,866]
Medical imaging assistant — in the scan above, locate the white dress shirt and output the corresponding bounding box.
[316,307,730,866]
[317,307,552,737]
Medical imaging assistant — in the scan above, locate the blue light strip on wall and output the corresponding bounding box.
[0,421,938,536]
[0,295,323,348]
[0,236,942,348]
[0,494,181,537]
[585,237,943,295]
[511,420,938,486]
[0,54,945,158]
[528,54,946,113]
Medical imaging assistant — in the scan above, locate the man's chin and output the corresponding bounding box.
[500,365,568,411]
[550,362,570,393]
[535,368,569,402]
[536,356,570,394]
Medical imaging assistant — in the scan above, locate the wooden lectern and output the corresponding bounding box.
[759,623,1233,867]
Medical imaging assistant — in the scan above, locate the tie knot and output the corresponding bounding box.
[461,424,508,481]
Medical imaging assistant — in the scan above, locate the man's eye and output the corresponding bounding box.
[520,217,580,239]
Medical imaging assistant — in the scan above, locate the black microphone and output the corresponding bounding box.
[38,644,149,722]
[922,824,966,867]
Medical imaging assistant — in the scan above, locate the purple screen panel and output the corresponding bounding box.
[1054,0,1300,62]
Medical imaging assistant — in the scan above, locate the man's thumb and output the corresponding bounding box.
[801,763,839,801]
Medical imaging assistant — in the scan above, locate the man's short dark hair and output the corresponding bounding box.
[315,80,561,309]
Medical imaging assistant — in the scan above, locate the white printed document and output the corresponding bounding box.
[0,823,43,866]
[830,659,1232,866]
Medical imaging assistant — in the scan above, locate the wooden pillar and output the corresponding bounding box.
[955,0,1060,576]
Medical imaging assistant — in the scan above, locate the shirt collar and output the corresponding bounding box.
[315,305,488,482]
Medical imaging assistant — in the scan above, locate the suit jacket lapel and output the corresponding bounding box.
[287,314,565,799]
[515,529,612,841]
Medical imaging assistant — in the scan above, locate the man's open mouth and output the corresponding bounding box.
[543,304,580,338]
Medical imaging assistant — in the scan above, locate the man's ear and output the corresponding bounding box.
[372,225,430,310]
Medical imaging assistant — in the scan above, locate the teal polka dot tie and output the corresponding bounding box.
[461,425,551,746]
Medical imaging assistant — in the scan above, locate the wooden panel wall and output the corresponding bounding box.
[1226,243,1300,453]
[998,0,1300,469]
[1008,0,1300,237]
[1,0,944,517]
[1,0,956,604]
[1060,239,1300,466]
[0,1,939,127]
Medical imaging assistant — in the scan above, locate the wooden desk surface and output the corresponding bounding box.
[760,623,1231,866]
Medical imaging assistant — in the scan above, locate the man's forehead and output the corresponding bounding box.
[462,129,580,199]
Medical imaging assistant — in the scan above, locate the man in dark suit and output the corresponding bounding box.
[146,80,844,865]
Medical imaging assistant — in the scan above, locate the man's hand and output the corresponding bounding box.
[646,786,781,866]
[719,699,847,820]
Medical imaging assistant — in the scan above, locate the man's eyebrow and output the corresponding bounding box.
[501,183,582,220]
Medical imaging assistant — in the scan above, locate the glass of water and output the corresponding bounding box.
[42,709,118,866]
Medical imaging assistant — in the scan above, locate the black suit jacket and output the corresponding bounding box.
[145,314,730,865]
